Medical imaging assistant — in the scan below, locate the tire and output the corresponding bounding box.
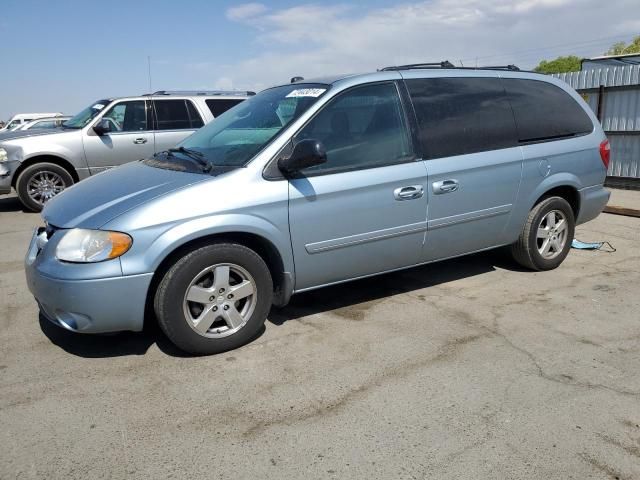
[154,243,273,355]
[510,196,575,271]
[16,162,74,212]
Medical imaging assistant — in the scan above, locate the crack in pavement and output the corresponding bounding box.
[241,331,492,439]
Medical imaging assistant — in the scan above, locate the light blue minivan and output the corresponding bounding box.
[25,63,610,355]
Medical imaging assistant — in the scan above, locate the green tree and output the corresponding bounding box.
[533,55,582,74]
[605,35,640,55]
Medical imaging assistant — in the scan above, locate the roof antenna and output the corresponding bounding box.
[291,76,304,83]
[147,56,153,92]
[459,59,464,67]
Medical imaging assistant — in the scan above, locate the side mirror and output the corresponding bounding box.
[93,119,112,136]
[278,139,327,176]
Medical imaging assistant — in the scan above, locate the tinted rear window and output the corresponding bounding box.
[502,78,593,142]
[405,77,518,159]
[206,99,244,117]
[154,100,202,130]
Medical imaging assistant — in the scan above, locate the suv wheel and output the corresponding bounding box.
[154,243,273,355]
[16,162,74,212]
[511,196,575,271]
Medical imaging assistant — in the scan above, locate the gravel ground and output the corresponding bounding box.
[1,193,639,480]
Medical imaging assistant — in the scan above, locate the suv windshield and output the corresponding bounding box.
[174,84,329,168]
[63,99,112,129]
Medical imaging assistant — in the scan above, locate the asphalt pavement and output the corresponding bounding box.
[1,192,639,479]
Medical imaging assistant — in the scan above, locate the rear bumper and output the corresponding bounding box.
[576,185,610,225]
[0,160,19,194]
[25,259,153,334]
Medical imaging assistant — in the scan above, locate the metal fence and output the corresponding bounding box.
[553,65,640,181]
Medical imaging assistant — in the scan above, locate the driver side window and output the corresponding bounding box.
[294,82,413,175]
[101,100,148,132]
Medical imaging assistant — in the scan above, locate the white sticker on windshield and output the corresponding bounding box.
[93,104,105,110]
[286,88,326,98]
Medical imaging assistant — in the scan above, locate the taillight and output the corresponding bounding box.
[599,139,610,170]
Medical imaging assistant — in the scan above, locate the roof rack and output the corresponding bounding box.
[379,61,521,72]
[380,61,455,71]
[481,65,520,71]
[144,90,256,96]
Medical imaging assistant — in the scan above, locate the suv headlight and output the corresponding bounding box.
[0,148,7,162]
[56,229,133,263]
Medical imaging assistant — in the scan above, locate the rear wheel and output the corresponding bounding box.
[16,162,74,212]
[510,196,575,271]
[154,243,273,355]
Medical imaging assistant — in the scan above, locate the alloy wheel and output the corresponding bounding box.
[536,209,568,260]
[182,263,257,338]
[27,171,66,205]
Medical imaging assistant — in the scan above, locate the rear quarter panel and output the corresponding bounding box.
[504,136,606,243]
[498,72,607,242]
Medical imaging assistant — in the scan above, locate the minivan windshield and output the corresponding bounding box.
[63,99,112,129]
[175,84,329,168]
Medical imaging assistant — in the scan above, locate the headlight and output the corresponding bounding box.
[0,148,7,162]
[56,229,132,263]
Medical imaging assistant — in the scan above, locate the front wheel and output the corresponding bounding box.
[154,243,273,355]
[510,196,575,271]
[15,162,74,212]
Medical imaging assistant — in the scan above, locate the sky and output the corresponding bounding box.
[1,0,638,121]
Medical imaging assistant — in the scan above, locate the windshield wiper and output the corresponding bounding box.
[167,147,211,171]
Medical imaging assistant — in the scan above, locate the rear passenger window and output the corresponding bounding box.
[406,77,518,159]
[206,99,244,117]
[502,79,593,142]
[154,100,202,130]
[294,82,413,175]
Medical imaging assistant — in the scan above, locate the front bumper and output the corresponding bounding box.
[0,160,20,194]
[25,229,153,333]
[576,185,610,225]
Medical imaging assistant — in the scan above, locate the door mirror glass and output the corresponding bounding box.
[93,119,112,135]
[278,139,327,176]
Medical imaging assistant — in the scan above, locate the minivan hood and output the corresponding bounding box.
[43,161,211,229]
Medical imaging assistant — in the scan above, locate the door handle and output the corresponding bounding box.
[432,179,459,194]
[393,185,424,201]
[133,138,148,144]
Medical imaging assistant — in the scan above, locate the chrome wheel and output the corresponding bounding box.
[536,209,568,260]
[27,171,65,205]
[182,263,257,338]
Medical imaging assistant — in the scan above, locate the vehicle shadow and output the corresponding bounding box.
[268,248,526,325]
[39,248,524,358]
[38,313,267,359]
[0,195,30,213]
[39,314,181,358]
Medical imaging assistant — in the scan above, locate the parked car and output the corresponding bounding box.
[15,116,72,131]
[0,91,252,211]
[0,113,64,132]
[0,117,72,141]
[25,64,610,355]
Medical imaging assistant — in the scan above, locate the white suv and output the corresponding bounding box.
[0,90,253,211]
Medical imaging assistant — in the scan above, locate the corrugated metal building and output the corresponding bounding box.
[553,62,640,183]
[581,53,640,70]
